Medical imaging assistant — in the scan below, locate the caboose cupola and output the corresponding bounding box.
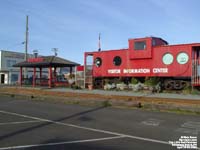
[129,37,168,60]
[129,37,152,59]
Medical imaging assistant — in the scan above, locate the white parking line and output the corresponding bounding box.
[182,121,200,130]
[0,136,125,150]
[0,120,42,126]
[0,110,180,147]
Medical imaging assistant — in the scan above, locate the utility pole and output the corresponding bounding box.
[25,15,29,61]
[24,15,29,78]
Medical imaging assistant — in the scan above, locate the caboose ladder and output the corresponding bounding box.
[84,53,94,89]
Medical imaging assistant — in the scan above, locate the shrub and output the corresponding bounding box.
[144,77,160,86]
[131,77,138,84]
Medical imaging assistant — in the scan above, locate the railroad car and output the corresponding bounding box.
[84,37,200,90]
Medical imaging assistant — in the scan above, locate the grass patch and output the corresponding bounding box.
[102,100,112,107]
[73,101,80,105]
[161,109,200,115]
[142,106,200,115]
[10,94,15,98]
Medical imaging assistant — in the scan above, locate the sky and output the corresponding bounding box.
[0,0,200,64]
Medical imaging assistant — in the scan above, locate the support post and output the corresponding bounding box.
[84,53,87,89]
[54,67,57,82]
[33,67,36,87]
[69,67,73,80]
[70,67,72,75]
[39,67,42,85]
[48,67,52,88]
[19,67,22,86]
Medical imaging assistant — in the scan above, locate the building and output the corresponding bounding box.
[0,50,32,85]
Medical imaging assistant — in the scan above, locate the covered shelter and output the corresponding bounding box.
[13,56,80,88]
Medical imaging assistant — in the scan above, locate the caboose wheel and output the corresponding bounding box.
[174,80,182,90]
[164,80,175,90]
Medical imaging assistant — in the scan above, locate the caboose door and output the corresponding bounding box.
[192,46,200,86]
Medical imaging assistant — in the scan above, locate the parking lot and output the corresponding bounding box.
[0,95,199,150]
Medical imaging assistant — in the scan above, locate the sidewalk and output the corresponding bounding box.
[46,88,200,100]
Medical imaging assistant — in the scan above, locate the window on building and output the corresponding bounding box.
[6,60,16,67]
[11,74,18,83]
[134,41,146,50]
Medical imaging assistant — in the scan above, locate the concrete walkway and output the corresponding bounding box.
[46,88,200,100]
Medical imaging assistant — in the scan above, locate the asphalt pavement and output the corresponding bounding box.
[0,95,199,150]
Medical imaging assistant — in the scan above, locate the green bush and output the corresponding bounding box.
[144,77,160,86]
[191,88,200,95]
[131,77,138,84]
[183,86,200,95]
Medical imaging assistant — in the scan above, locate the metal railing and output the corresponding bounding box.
[192,59,200,86]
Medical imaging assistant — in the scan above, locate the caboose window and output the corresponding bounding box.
[94,57,102,67]
[177,52,189,64]
[113,56,122,66]
[162,53,174,65]
[134,41,146,50]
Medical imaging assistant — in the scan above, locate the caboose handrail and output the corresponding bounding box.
[192,59,200,86]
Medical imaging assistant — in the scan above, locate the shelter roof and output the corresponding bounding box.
[13,56,80,68]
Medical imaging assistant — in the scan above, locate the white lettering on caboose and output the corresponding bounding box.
[123,69,150,74]
[108,69,121,74]
[153,68,168,73]
[107,68,168,74]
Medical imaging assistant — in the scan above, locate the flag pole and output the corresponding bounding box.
[98,33,101,51]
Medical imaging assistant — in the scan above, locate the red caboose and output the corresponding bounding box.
[84,37,200,90]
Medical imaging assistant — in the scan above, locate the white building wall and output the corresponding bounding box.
[0,50,33,84]
[1,50,24,70]
[0,51,2,69]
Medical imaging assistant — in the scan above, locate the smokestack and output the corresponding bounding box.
[33,49,38,58]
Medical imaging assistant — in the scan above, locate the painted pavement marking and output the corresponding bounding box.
[0,136,125,150]
[0,110,170,145]
[181,121,200,130]
[141,118,163,126]
[1,110,200,149]
[0,120,43,126]
[176,121,200,135]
